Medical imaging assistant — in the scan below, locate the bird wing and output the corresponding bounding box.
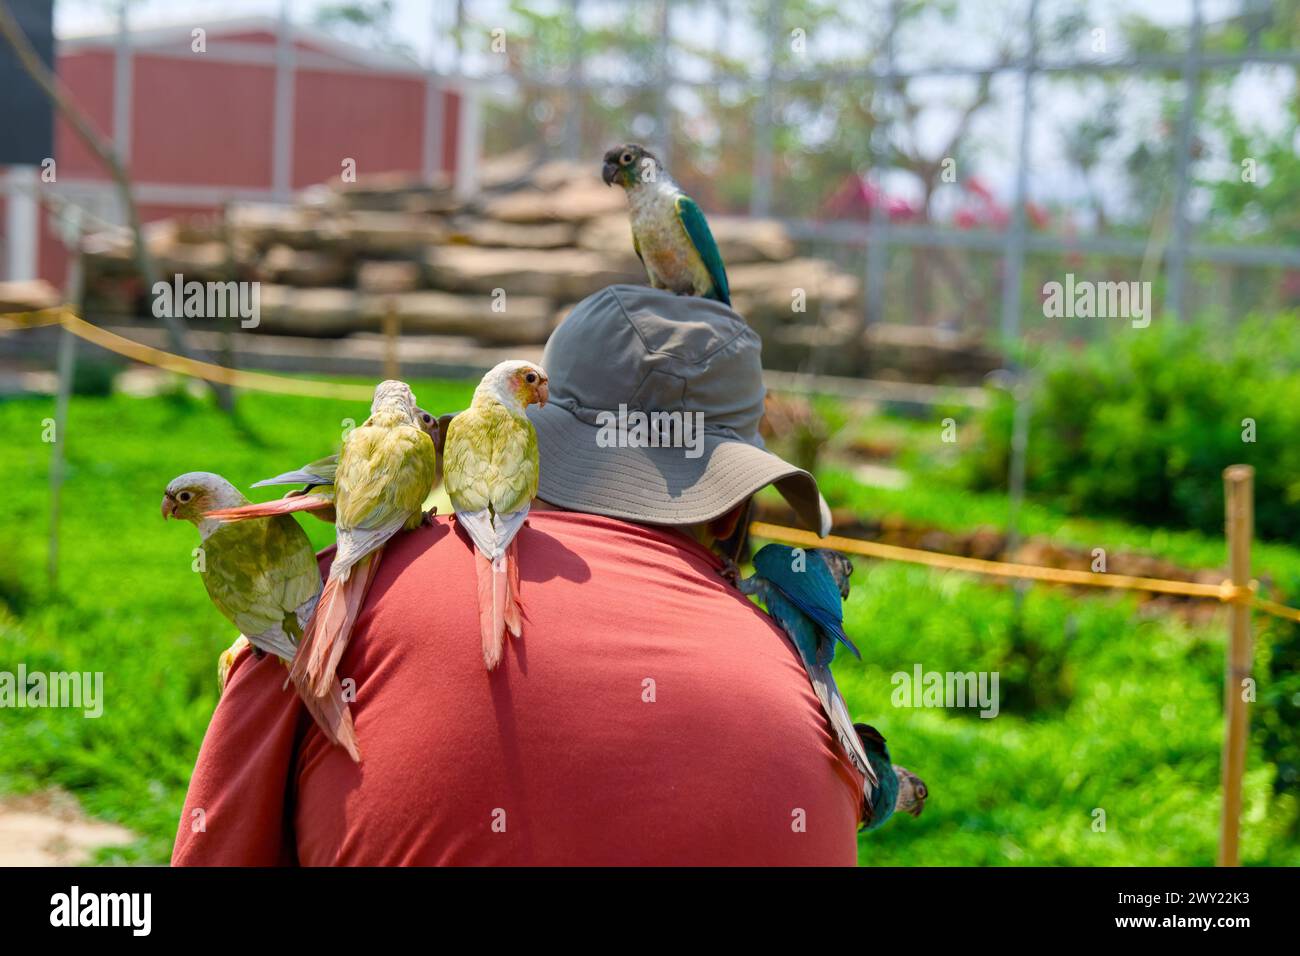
[674,194,730,304]
[489,408,540,516]
[765,588,877,788]
[202,517,319,657]
[264,513,323,630]
[444,411,493,514]
[753,544,860,659]
[252,453,339,490]
[332,421,437,574]
[446,404,538,514]
[445,404,537,559]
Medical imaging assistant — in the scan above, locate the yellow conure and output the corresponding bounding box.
[443,360,549,670]
[204,407,442,526]
[286,380,436,746]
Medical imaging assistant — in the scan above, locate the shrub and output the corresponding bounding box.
[72,359,120,397]
[961,315,1300,541]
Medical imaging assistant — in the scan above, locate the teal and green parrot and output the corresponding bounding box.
[212,407,444,525]
[443,360,549,670]
[162,471,360,760]
[602,143,731,305]
[854,723,928,831]
[736,543,875,786]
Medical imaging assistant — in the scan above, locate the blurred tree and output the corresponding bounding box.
[313,0,416,58]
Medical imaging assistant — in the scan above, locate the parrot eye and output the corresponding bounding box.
[177,491,193,503]
[421,412,433,424]
[917,784,928,799]
[620,151,633,165]
[525,371,538,384]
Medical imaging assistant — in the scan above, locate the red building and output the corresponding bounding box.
[1,14,478,287]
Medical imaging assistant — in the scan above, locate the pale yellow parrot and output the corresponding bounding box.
[290,380,438,706]
[442,360,549,669]
[165,471,360,759]
[208,381,439,747]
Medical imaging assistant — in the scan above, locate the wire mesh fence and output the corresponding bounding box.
[471,0,1300,347]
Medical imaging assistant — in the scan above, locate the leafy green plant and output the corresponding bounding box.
[1255,574,1300,837]
[961,315,1300,541]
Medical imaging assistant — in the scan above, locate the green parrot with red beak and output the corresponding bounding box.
[602,143,731,305]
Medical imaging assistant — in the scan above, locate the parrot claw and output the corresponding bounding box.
[717,555,741,586]
[217,635,253,694]
[422,508,438,526]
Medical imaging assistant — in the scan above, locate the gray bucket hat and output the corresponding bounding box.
[527,284,831,535]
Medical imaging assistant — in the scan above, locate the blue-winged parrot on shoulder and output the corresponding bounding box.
[737,543,873,783]
[854,722,928,830]
[736,543,928,828]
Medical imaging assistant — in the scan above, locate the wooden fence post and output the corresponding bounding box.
[1218,464,1254,866]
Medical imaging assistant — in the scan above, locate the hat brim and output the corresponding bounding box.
[528,401,831,535]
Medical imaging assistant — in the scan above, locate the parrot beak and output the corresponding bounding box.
[537,380,549,407]
[161,495,175,520]
[601,162,618,187]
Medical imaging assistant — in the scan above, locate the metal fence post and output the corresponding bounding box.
[563,0,584,160]
[654,0,673,168]
[272,0,295,203]
[1167,0,1204,323]
[750,0,782,217]
[863,0,901,332]
[1002,0,1039,561]
[999,0,1038,345]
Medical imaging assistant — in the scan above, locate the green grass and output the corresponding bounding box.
[808,400,1300,583]
[1,384,1296,865]
[836,561,1297,865]
[0,378,474,863]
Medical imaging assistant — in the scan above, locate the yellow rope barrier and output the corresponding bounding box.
[6,306,1300,624]
[3,307,375,401]
[749,521,1300,624]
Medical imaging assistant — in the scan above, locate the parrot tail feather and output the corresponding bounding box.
[205,495,334,522]
[292,552,381,700]
[475,550,508,670]
[503,539,522,639]
[298,681,361,763]
[810,663,878,789]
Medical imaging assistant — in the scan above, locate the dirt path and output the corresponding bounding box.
[0,790,136,866]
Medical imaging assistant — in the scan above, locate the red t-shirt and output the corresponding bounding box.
[171,511,864,866]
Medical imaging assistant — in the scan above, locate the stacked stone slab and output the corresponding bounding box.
[77,155,998,381]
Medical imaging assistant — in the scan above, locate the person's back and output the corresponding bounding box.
[172,510,862,865]
[173,284,869,866]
